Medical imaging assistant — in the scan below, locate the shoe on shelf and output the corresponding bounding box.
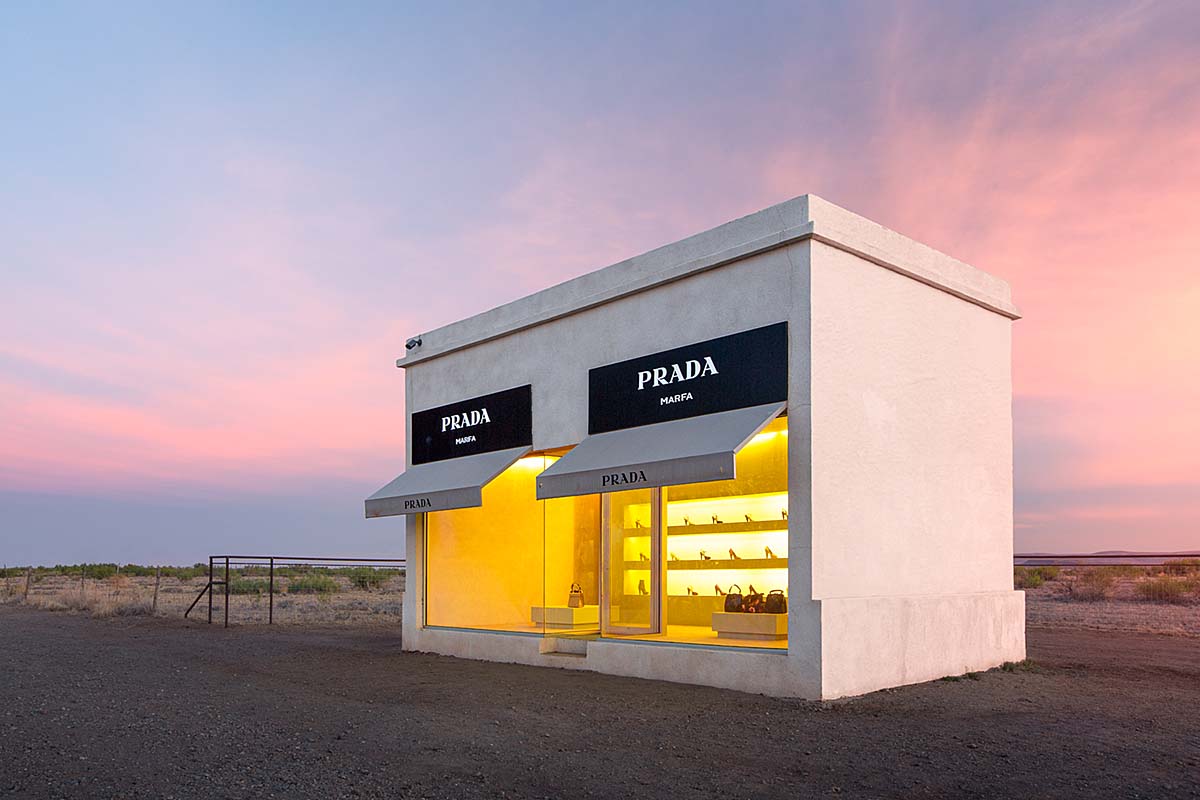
[728,548,740,560]
[744,514,753,523]
[670,552,680,561]
[687,586,699,596]
[638,579,648,596]
[639,552,649,562]
[699,550,711,560]
[765,546,778,559]
[714,585,726,596]
[712,515,722,524]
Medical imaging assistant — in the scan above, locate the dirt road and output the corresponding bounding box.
[1,606,1198,799]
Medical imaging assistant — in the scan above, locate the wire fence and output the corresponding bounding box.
[185,555,407,627]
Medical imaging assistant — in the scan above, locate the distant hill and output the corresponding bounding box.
[1015,550,1200,566]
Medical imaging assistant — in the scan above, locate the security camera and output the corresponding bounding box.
[405,336,423,350]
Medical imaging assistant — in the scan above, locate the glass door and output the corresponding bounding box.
[601,488,661,635]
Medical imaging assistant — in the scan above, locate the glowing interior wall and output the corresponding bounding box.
[425,455,600,633]
[665,417,789,641]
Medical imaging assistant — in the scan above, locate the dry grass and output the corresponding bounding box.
[4,570,405,625]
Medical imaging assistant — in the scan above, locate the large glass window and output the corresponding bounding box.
[424,455,600,636]
[662,416,789,649]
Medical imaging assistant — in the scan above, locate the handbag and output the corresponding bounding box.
[723,584,744,613]
[743,587,766,613]
[567,583,585,608]
[765,589,787,614]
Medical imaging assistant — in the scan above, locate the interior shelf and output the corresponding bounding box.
[625,520,788,536]
[624,558,786,571]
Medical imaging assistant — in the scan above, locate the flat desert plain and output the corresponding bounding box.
[2,574,1199,799]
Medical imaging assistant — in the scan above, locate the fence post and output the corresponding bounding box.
[153,567,161,614]
[269,557,274,625]
[80,568,85,599]
[207,556,213,625]
[224,556,230,629]
[24,567,32,602]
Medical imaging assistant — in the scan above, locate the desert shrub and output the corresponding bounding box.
[286,574,339,595]
[1032,566,1059,581]
[1163,558,1200,576]
[120,564,154,577]
[79,563,119,580]
[1104,565,1148,578]
[1135,577,1189,604]
[348,568,385,591]
[164,567,201,581]
[1013,567,1043,589]
[230,578,269,595]
[1069,569,1115,601]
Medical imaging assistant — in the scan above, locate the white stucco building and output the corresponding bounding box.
[367,194,1024,699]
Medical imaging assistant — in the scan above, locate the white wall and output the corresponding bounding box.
[406,244,803,453]
[809,241,1015,598]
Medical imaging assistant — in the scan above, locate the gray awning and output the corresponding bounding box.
[365,446,531,518]
[536,402,785,500]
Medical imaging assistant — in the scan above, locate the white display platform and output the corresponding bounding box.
[711,611,788,640]
[531,605,600,628]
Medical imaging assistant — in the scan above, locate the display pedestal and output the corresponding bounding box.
[531,605,599,629]
[711,611,788,640]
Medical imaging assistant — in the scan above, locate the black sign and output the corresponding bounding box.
[588,323,787,434]
[411,385,532,465]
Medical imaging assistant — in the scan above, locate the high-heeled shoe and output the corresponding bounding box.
[635,520,644,528]
[714,585,726,596]
[638,579,648,596]
[683,516,691,526]
[699,550,711,560]
[781,509,787,521]
[712,515,722,524]
[744,514,753,523]
[670,552,680,562]
[687,586,699,596]
[765,546,778,559]
[728,548,741,560]
[639,552,649,562]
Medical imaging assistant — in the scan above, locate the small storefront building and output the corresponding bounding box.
[366,194,1025,699]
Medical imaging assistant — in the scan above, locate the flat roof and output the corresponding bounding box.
[400,194,1019,368]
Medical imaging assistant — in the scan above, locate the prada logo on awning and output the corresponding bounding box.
[404,497,432,510]
[601,470,648,487]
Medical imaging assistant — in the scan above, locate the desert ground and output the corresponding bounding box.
[2,566,1200,799]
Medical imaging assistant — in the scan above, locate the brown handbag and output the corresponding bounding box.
[567,583,585,608]
[743,587,766,613]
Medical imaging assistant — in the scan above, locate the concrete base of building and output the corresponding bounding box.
[403,589,1025,700]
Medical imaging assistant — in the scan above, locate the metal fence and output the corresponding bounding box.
[185,555,407,627]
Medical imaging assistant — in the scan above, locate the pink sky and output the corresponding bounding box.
[2,2,1198,563]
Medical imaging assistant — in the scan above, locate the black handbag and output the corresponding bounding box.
[568,583,584,608]
[765,589,787,614]
[723,584,744,613]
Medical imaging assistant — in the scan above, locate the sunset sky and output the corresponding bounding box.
[3,1,1198,565]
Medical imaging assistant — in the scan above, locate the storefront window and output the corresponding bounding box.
[602,488,658,634]
[424,454,601,636]
[663,416,789,649]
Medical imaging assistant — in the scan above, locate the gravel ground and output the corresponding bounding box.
[2,605,1199,799]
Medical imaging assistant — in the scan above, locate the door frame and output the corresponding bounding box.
[600,487,664,636]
